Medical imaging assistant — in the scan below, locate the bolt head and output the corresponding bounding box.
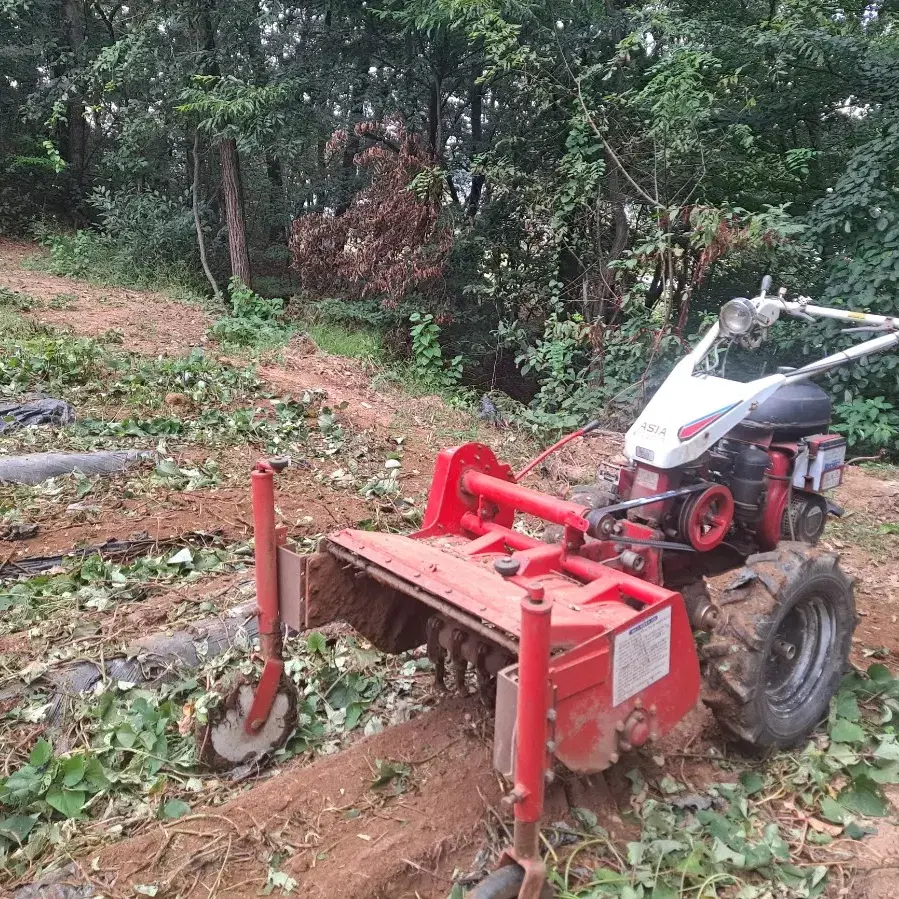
[608,751,620,764]
[544,770,555,785]
[494,556,521,577]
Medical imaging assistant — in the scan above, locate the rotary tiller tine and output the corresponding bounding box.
[451,628,469,693]
[426,616,448,691]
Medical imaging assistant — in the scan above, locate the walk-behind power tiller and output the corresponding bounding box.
[198,279,899,898]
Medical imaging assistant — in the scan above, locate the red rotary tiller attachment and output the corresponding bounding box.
[210,441,703,896]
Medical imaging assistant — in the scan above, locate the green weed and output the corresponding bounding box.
[27,228,207,306]
[0,541,247,634]
[0,625,433,877]
[543,663,899,898]
[305,321,384,360]
[207,278,293,350]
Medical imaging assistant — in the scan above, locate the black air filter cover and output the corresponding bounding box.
[745,381,832,439]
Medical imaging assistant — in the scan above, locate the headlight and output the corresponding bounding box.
[719,298,755,336]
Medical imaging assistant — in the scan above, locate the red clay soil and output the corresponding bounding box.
[0,240,213,357]
[826,466,899,661]
[83,698,501,899]
[853,787,899,899]
[1,476,374,563]
[62,699,720,899]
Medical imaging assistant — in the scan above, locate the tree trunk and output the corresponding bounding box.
[220,137,252,288]
[593,151,630,324]
[62,0,87,191]
[192,132,222,300]
[428,71,442,157]
[266,153,285,241]
[466,75,485,219]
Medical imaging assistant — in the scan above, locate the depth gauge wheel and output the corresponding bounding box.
[702,543,855,751]
[468,865,555,899]
[197,674,298,770]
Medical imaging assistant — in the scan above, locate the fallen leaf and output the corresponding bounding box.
[807,817,842,837]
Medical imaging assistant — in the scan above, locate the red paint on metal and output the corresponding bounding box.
[462,469,591,533]
[625,465,677,522]
[546,597,699,772]
[247,463,284,733]
[757,449,791,550]
[677,402,739,441]
[415,443,515,538]
[682,484,735,551]
[513,591,552,824]
[246,657,285,731]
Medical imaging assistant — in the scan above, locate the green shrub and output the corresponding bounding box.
[207,279,292,349]
[409,312,463,391]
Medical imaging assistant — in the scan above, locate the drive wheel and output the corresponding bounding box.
[468,864,554,899]
[702,543,855,751]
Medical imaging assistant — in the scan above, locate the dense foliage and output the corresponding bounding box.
[2,0,898,443]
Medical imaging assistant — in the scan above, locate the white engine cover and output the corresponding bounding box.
[624,357,785,469]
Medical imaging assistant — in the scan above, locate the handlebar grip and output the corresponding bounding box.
[761,274,773,293]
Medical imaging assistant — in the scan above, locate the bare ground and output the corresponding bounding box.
[3,239,899,897]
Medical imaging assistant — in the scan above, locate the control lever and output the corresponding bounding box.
[760,274,773,294]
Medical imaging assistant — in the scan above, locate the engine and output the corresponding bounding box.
[619,380,847,554]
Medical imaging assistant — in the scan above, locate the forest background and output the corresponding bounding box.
[2,0,898,447]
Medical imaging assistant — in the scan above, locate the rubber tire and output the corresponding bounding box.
[543,483,616,544]
[468,865,554,899]
[702,543,855,752]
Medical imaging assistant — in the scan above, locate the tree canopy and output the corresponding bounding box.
[2,0,898,443]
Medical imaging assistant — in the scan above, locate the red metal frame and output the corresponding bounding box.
[249,441,703,897]
[757,449,791,550]
[245,461,286,734]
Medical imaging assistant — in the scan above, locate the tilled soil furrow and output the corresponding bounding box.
[85,698,497,899]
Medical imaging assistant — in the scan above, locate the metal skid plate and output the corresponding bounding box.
[277,545,306,633]
[494,596,699,775]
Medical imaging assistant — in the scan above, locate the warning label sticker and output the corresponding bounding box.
[612,605,672,707]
